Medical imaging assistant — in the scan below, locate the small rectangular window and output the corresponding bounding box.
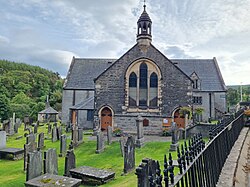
[193,96,202,105]
[87,110,94,121]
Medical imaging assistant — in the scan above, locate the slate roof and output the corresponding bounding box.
[63,57,116,90]
[70,97,94,110]
[64,57,226,92]
[39,107,58,114]
[172,58,227,92]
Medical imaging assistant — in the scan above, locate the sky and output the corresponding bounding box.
[0,0,250,86]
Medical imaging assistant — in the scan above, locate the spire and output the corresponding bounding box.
[137,2,152,50]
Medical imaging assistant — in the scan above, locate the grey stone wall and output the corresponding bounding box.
[62,89,94,125]
[95,44,192,117]
[114,114,163,135]
[62,90,73,125]
[186,123,214,138]
[77,110,93,129]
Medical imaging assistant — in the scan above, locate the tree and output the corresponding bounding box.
[0,94,10,121]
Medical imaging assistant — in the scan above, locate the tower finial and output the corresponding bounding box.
[143,0,146,10]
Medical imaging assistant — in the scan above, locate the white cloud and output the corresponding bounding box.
[0,0,249,84]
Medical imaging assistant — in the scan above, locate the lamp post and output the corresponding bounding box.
[240,82,243,102]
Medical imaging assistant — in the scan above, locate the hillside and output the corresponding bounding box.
[226,84,250,107]
[0,60,64,121]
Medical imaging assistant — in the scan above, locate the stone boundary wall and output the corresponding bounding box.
[114,114,163,135]
[186,123,214,138]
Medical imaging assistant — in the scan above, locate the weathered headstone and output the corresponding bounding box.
[119,137,126,157]
[56,126,62,140]
[52,126,57,142]
[135,158,159,187]
[26,151,43,181]
[33,124,38,134]
[47,123,52,134]
[72,125,78,147]
[135,115,144,148]
[16,118,22,127]
[38,132,45,150]
[124,136,135,173]
[78,128,84,144]
[9,118,15,135]
[24,134,37,171]
[95,131,104,154]
[26,133,36,144]
[14,121,19,134]
[0,131,6,149]
[64,150,76,177]
[169,122,179,151]
[3,120,10,133]
[107,126,112,145]
[93,116,100,136]
[59,134,67,157]
[44,148,58,175]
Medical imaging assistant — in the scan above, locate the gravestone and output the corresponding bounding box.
[26,133,36,144]
[14,122,19,134]
[44,148,58,175]
[169,122,179,151]
[52,126,57,142]
[24,174,82,187]
[33,124,38,134]
[56,126,62,140]
[9,118,15,135]
[24,134,37,171]
[119,137,126,157]
[38,132,45,150]
[16,118,22,127]
[72,125,78,147]
[124,136,135,173]
[135,115,144,148]
[26,151,43,181]
[70,166,115,185]
[95,131,104,154]
[59,134,67,157]
[93,116,100,136]
[0,131,6,149]
[78,128,84,144]
[107,126,112,145]
[64,150,76,177]
[47,123,52,134]
[3,120,10,133]
[135,158,159,187]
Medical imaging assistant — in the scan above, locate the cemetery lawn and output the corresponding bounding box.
[0,124,181,187]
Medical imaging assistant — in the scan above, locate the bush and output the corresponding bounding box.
[162,129,171,136]
[113,128,122,137]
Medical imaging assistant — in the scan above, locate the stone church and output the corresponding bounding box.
[62,5,227,135]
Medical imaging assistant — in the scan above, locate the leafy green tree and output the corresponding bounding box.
[0,94,10,120]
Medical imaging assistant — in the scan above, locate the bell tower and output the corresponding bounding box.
[137,3,152,50]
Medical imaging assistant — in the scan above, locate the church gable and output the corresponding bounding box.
[95,43,192,115]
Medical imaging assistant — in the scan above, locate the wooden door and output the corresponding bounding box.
[71,110,77,125]
[101,107,112,131]
[174,110,185,128]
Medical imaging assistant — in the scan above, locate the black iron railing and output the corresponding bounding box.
[135,109,244,187]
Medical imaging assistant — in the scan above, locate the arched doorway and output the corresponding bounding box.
[173,109,185,128]
[100,107,112,131]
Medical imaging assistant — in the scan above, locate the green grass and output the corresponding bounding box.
[0,124,183,187]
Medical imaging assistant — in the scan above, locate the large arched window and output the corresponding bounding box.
[149,72,158,106]
[126,60,161,110]
[129,72,137,106]
[139,63,148,106]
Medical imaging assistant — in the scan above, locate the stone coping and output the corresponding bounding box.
[24,174,82,187]
[70,166,115,185]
